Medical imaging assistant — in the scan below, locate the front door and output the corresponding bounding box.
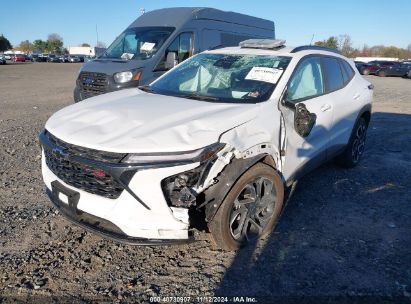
[280,56,333,182]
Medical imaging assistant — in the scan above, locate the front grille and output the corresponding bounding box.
[78,72,108,99]
[47,132,126,163]
[44,132,127,199]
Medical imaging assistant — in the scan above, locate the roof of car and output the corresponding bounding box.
[206,45,346,59]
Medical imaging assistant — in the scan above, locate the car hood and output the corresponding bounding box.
[45,89,260,153]
[81,58,146,74]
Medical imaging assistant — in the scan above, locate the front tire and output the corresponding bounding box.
[336,117,368,168]
[208,163,284,251]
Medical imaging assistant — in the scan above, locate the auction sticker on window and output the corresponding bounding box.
[245,67,283,84]
[141,42,156,52]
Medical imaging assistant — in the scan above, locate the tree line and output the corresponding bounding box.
[0,33,107,54]
[315,35,411,59]
[2,32,410,59]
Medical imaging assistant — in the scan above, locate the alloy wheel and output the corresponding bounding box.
[229,177,277,241]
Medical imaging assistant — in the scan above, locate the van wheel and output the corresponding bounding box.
[336,117,368,168]
[208,163,284,251]
[378,70,386,77]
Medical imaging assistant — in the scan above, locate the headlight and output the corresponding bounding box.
[121,143,225,165]
[113,71,133,83]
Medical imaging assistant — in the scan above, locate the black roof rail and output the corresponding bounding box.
[291,45,341,55]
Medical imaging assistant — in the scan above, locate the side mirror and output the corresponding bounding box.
[294,103,316,137]
[165,52,178,70]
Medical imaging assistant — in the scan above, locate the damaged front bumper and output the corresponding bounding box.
[39,130,232,244]
[46,181,192,245]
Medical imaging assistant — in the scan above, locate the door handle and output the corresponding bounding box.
[320,104,332,112]
[353,93,361,100]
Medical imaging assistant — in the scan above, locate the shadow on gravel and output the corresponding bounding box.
[215,112,411,303]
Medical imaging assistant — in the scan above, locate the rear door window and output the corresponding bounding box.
[322,57,344,92]
[340,59,355,84]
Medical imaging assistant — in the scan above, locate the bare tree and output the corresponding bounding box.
[338,34,354,57]
[16,40,34,53]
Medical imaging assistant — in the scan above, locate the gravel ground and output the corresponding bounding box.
[0,62,410,304]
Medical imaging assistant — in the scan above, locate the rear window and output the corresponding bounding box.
[339,59,355,85]
[322,57,344,92]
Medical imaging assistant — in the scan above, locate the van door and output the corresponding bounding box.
[280,56,333,182]
[153,32,194,78]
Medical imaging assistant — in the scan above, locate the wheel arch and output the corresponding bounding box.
[359,104,372,126]
[201,154,282,222]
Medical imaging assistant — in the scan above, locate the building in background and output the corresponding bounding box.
[68,46,106,57]
[355,57,399,63]
[68,46,94,56]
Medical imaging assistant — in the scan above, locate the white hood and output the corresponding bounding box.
[45,89,260,153]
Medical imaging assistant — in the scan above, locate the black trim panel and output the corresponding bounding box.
[291,45,341,55]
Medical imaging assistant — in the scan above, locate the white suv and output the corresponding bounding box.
[40,40,373,250]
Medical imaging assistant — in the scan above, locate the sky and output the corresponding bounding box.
[1,0,410,49]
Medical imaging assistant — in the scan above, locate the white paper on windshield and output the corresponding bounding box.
[121,53,134,60]
[140,42,156,51]
[245,67,283,84]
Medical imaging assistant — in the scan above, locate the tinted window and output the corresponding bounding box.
[287,56,324,102]
[178,32,193,62]
[155,32,194,71]
[340,60,349,84]
[340,59,355,85]
[322,57,344,92]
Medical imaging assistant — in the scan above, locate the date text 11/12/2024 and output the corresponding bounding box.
[149,296,258,303]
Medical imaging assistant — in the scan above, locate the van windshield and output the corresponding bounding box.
[101,27,174,60]
[148,53,291,103]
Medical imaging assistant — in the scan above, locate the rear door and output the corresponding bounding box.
[323,57,360,155]
[280,56,333,181]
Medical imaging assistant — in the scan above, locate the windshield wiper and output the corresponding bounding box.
[138,85,156,93]
[180,92,220,102]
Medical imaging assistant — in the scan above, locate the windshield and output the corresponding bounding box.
[101,26,174,60]
[149,53,291,103]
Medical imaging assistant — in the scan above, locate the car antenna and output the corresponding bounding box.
[309,34,315,46]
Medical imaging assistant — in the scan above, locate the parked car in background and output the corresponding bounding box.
[13,54,26,62]
[83,55,95,62]
[68,55,81,63]
[377,62,411,77]
[25,54,33,62]
[59,55,69,62]
[408,70,411,79]
[31,54,39,62]
[4,54,12,60]
[36,54,48,62]
[47,54,61,63]
[40,40,373,250]
[354,61,366,72]
[360,60,397,75]
[0,55,6,65]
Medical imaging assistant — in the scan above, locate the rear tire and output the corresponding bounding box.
[378,70,386,77]
[208,163,284,251]
[336,117,368,168]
